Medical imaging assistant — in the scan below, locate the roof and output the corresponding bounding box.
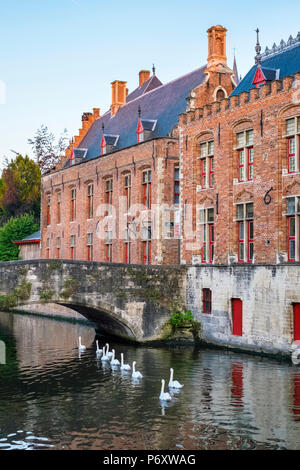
[68,66,207,164]
[230,40,300,96]
[13,230,41,245]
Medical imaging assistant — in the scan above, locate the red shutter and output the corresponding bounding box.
[294,304,300,341]
[232,299,243,336]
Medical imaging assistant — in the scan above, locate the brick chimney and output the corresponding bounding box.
[111,80,127,116]
[207,25,227,66]
[139,70,150,88]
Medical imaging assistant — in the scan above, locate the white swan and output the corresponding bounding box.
[168,368,184,389]
[96,340,102,357]
[132,361,143,379]
[110,349,120,366]
[160,379,172,401]
[120,353,131,371]
[101,346,110,361]
[105,343,113,358]
[78,336,86,352]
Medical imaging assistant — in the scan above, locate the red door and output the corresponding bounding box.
[232,299,243,336]
[294,304,300,341]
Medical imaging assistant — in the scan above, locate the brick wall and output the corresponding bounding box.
[180,72,300,266]
[41,138,180,265]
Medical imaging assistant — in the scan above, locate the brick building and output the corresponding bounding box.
[41,25,237,265]
[41,25,300,270]
[180,29,300,267]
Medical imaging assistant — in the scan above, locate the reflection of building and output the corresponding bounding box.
[40,25,237,265]
[13,230,40,260]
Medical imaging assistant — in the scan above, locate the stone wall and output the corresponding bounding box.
[186,264,300,356]
[0,260,187,342]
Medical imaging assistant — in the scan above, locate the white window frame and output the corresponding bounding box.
[197,140,214,189]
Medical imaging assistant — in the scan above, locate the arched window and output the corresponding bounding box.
[216,89,225,101]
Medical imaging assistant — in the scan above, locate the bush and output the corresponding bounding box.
[170,309,194,328]
[0,214,39,261]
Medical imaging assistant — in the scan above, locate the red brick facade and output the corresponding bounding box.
[41,25,300,267]
[180,73,300,265]
[41,137,180,264]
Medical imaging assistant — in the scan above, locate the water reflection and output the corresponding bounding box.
[0,311,300,450]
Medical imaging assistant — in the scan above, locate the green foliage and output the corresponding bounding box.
[39,289,55,303]
[0,213,39,261]
[28,125,69,174]
[170,309,194,328]
[0,293,18,310]
[60,278,78,300]
[0,280,32,310]
[14,280,32,302]
[0,155,41,220]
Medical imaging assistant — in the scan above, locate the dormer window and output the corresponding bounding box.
[137,118,144,143]
[101,134,107,156]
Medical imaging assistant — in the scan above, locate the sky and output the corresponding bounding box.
[0,0,300,169]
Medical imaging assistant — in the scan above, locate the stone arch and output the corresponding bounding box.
[235,189,253,203]
[213,86,228,102]
[58,302,138,340]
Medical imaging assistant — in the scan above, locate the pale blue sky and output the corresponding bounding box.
[0,0,299,167]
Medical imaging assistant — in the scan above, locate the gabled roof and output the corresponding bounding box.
[126,75,163,103]
[13,230,41,245]
[230,40,300,96]
[73,66,206,163]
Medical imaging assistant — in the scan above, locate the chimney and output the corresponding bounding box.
[207,25,227,66]
[139,70,150,88]
[93,108,100,118]
[111,80,127,116]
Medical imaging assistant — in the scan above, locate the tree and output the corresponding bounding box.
[0,155,41,221]
[28,125,69,173]
[0,213,39,261]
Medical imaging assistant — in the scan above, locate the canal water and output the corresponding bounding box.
[0,311,300,450]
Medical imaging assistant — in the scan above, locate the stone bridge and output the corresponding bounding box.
[0,260,187,342]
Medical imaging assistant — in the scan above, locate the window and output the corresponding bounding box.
[101,134,106,156]
[124,228,131,264]
[56,237,61,259]
[47,195,51,226]
[203,289,212,314]
[105,230,112,262]
[142,170,151,209]
[57,192,61,224]
[71,189,76,221]
[142,224,151,265]
[46,237,50,259]
[199,208,214,264]
[236,202,254,263]
[174,167,180,205]
[105,179,113,216]
[87,233,93,261]
[87,184,94,219]
[198,140,214,189]
[137,131,144,143]
[137,119,144,143]
[70,235,76,260]
[124,174,131,212]
[285,196,300,262]
[285,116,300,173]
[216,89,225,101]
[236,129,254,182]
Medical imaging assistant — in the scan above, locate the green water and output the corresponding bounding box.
[0,311,299,450]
